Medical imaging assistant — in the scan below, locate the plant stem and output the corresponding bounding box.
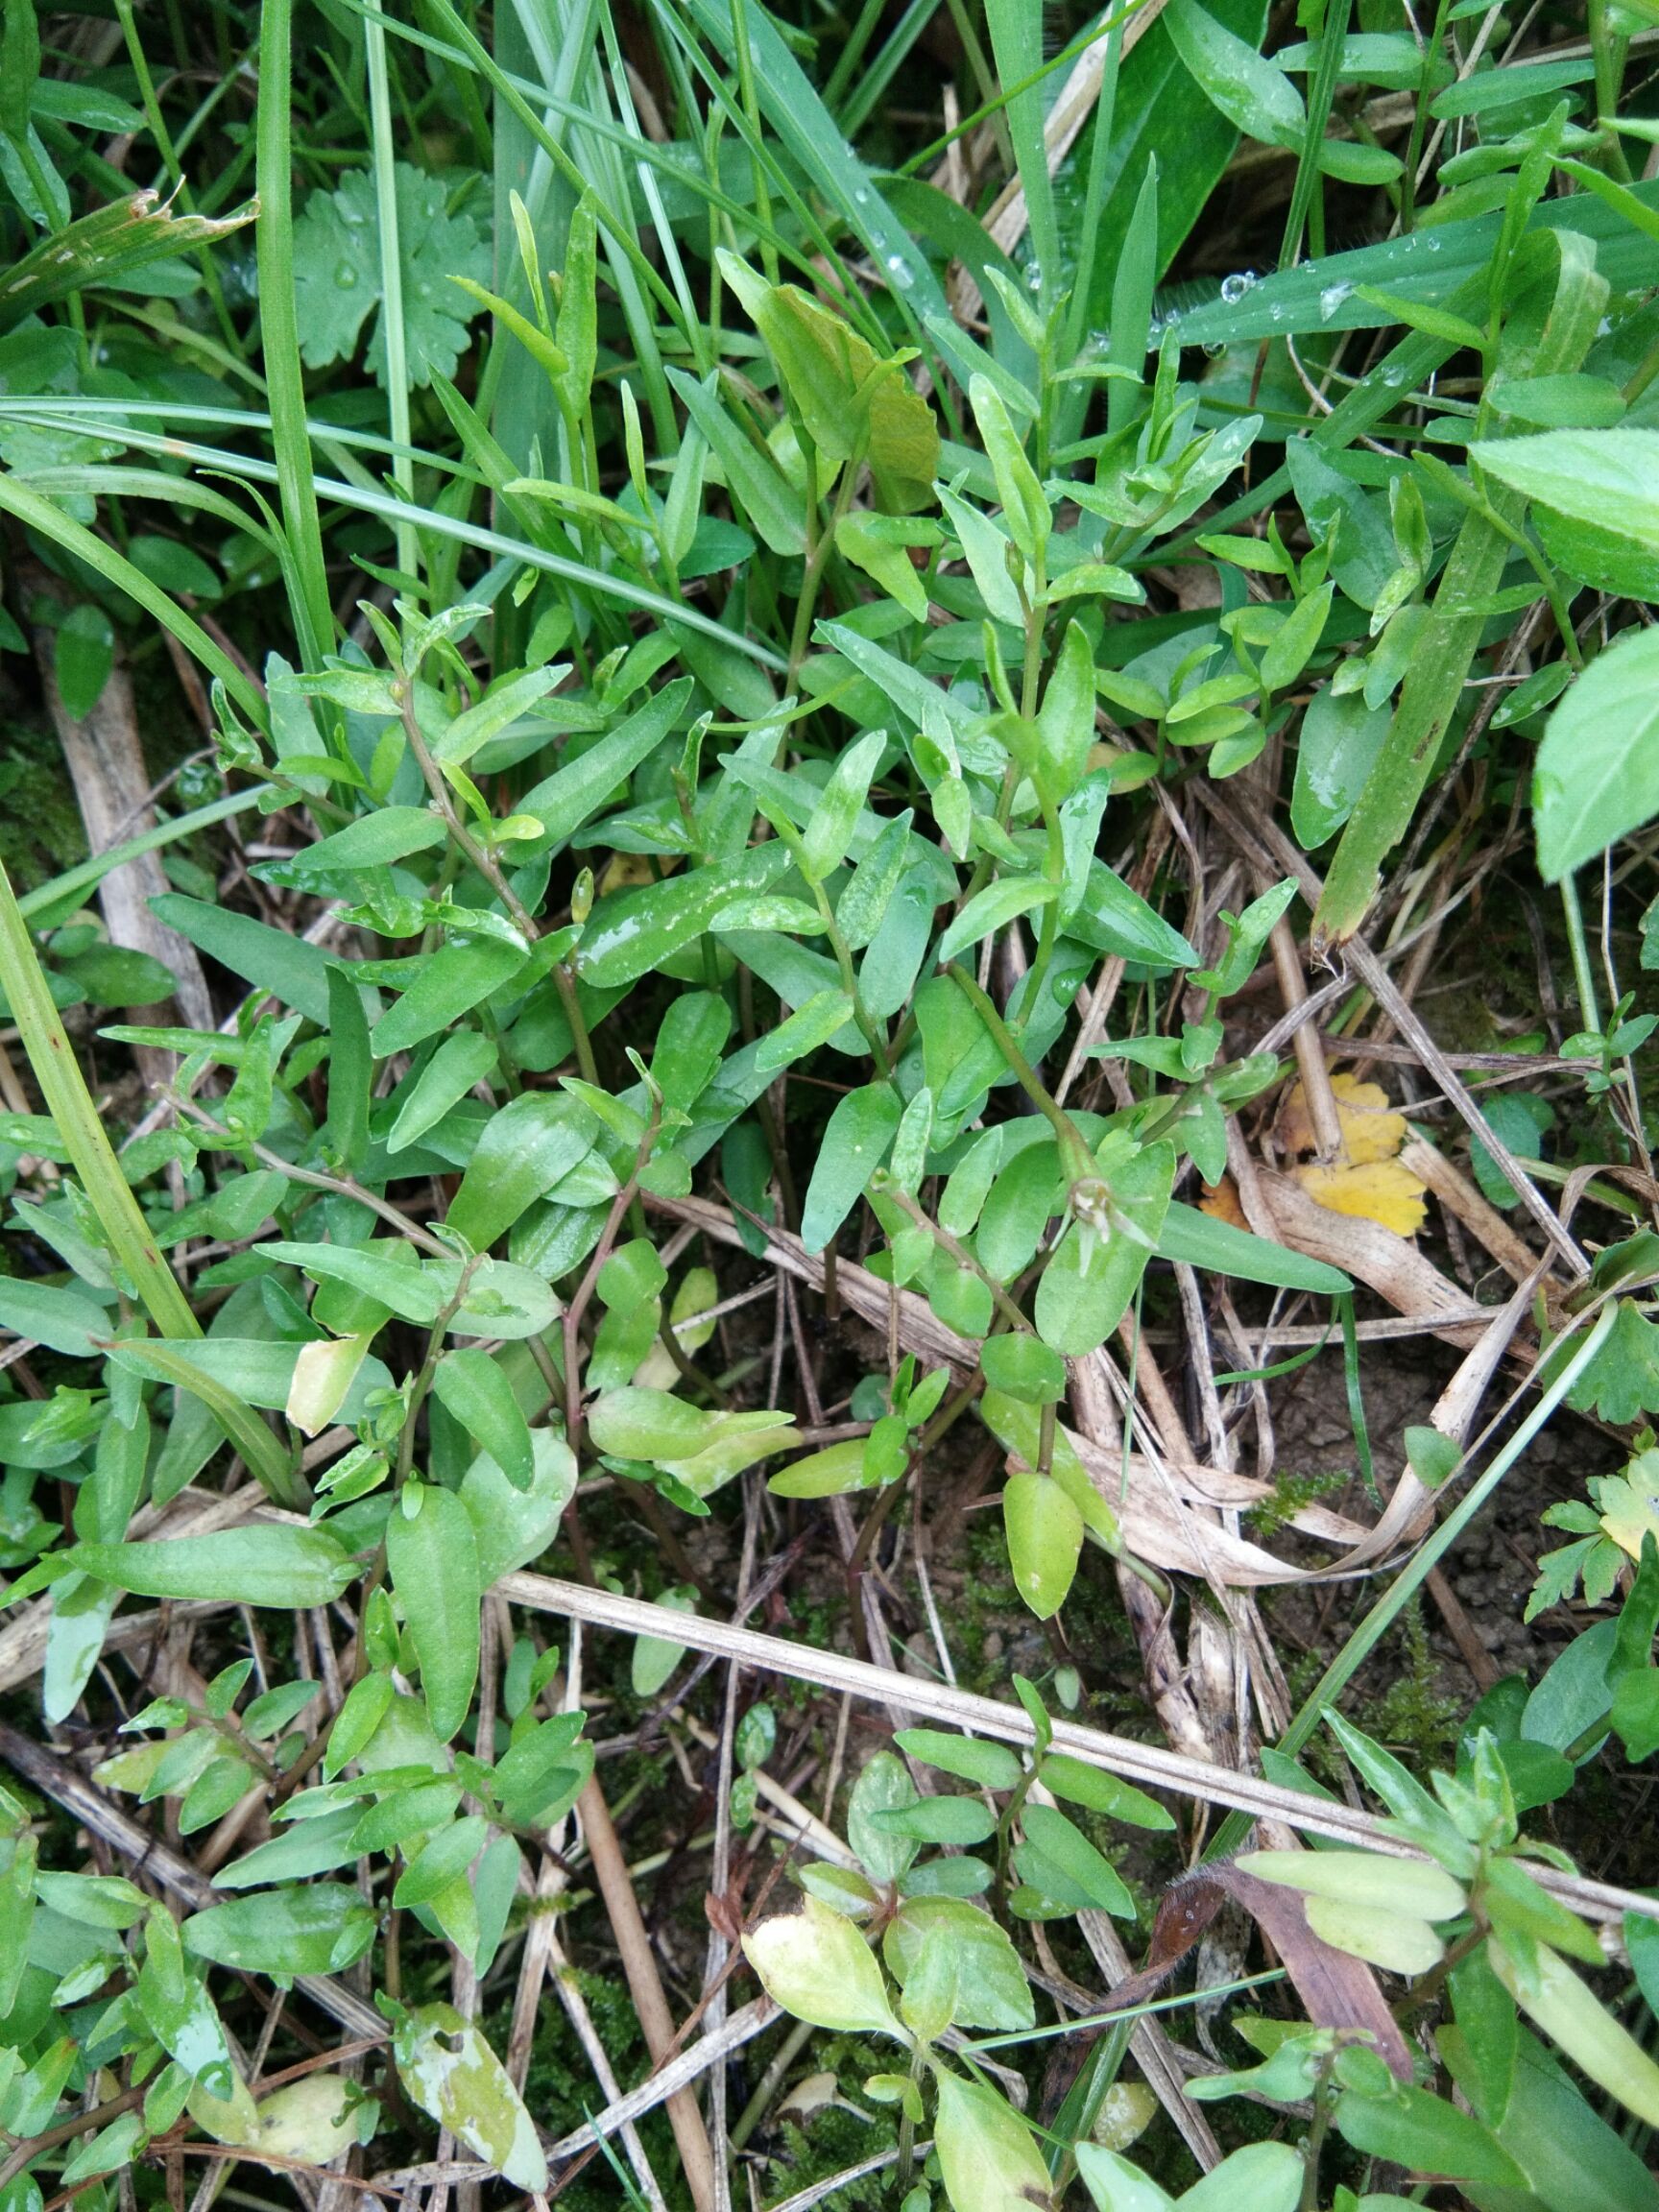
[945,963,1095,1183]
[1559,872,1603,1036]
[397,683,540,941]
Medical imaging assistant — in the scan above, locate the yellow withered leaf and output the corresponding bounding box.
[1294,1159,1429,1238]
[1280,1072,1407,1164]
[600,852,679,895]
[1280,1072,1429,1237]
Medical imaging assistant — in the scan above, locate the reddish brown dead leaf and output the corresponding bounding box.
[1096,1859,1413,2081]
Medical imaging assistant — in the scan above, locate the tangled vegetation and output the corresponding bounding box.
[2,0,1659,2207]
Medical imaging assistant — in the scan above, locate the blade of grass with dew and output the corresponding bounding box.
[1059,0,1130,375]
[676,0,946,329]
[1171,173,1659,348]
[0,863,302,1507]
[1051,0,1264,329]
[984,0,1057,307]
[254,0,334,665]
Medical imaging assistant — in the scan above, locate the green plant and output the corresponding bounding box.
[3,0,1659,2207]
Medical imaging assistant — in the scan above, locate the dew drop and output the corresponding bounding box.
[335,260,360,290]
[1219,269,1257,306]
[1025,259,1044,293]
[1318,281,1353,323]
[884,252,915,293]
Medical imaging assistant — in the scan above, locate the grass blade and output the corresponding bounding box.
[0,473,268,725]
[255,0,335,664]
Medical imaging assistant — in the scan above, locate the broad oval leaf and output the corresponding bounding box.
[933,2073,1051,2212]
[1529,624,1659,882]
[801,1083,902,1254]
[1003,1470,1084,1619]
[742,1894,903,2037]
[182,1886,375,1977]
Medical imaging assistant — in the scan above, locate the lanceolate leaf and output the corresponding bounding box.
[387,1482,481,1743]
[70,1528,357,1608]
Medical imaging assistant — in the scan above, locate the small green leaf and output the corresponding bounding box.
[1038,1753,1173,1830]
[893,1730,1023,1792]
[870,1795,997,1846]
[978,1334,1066,1406]
[445,1090,598,1249]
[935,878,1056,969]
[373,935,530,1060]
[183,1887,375,1976]
[388,1032,499,1155]
[1017,1802,1135,1916]
[801,1083,902,1254]
[1334,2070,1527,2186]
[1003,1471,1083,1619]
[431,1349,534,1491]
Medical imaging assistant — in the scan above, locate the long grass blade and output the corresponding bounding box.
[0,865,301,1505]
[254,0,334,664]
